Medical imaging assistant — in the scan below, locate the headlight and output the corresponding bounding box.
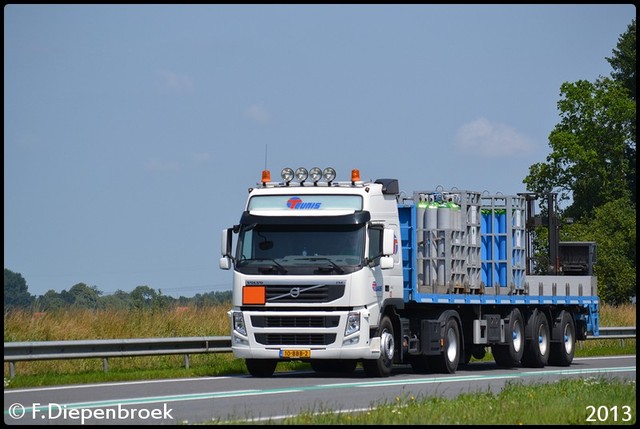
[323,167,336,183]
[233,312,247,336]
[309,167,322,183]
[345,311,361,336]
[294,167,308,182]
[281,167,294,183]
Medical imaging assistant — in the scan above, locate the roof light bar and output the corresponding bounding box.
[267,166,358,186]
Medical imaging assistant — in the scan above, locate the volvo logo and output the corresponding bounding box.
[290,287,300,298]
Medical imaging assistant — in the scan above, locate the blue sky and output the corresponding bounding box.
[4,4,635,298]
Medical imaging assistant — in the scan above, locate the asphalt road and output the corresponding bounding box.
[4,355,636,425]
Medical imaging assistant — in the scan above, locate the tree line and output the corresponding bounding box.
[3,269,230,312]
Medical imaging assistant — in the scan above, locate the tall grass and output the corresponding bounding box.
[3,305,233,381]
[4,305,230,341]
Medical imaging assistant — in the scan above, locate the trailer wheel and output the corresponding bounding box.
[492,308,524,368]
[549,311,575,366]
[522,311,550,368]
[363,315,395,377]
[431,317,460,374]
[245,359,277,377]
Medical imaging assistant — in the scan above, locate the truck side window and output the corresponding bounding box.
[368,227,383,266]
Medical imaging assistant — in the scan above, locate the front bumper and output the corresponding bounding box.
[229,308,382,360]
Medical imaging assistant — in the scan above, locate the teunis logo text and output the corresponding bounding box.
[286,197,321,209]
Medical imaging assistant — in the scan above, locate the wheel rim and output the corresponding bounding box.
[446,327,458,362]
[381,329,394,362]
[512,320,523,352]
[537,324,549,355]
[563,324,574,354]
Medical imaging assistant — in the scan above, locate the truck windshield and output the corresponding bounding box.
[235,224,365,275]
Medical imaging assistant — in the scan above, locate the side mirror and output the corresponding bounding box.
[220,228,233,270]
[382,228,395,256]
[219,257,231,270]
[221,228,232,256]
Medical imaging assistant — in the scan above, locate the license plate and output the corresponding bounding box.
[279,349,311,359]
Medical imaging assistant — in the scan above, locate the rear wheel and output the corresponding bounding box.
[245,359,277,377]
[363,315,395,377]
[522,311,550,368]
[492,308,525,368]
[549,311,575,366]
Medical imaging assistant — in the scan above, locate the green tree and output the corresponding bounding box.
[36,290,67,311]
[4,268,34,310]
[606,18,636,205]
[563,199,635,304]
[130,285,158,310]
[524,78,634,220]
[68,283,103,309]
[99,289,133,310]
[607,18,636,101]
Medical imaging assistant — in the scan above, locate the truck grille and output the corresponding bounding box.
[254,333,337,346]
[251,315,340,328]
[265,284,345,303]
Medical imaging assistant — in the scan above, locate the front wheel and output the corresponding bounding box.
[363,315,395,377]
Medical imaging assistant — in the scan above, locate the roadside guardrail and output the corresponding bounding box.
[3,327,635,378]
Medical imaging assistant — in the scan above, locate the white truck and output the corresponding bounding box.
[220,167,600,377]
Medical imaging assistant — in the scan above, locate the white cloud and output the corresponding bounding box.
[245,104,270,124]
[157,70,194,93]
[453,118,534,158]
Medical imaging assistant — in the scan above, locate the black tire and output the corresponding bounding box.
[549,311,576,366]
[245,359,277,377]
[492,308,525,368]
[311,359,357,374]
[431,317,461,374]
[363,315,395,377]
[522,311,550,368]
